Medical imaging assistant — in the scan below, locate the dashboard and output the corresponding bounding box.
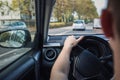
[41,34,113,79]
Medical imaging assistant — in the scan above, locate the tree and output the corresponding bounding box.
[53,0,73,23]
[11,0,33,20]
[63,0,74,22]
[0,1,13,12]
[53,0,98,23]
[53,0,63,22]
[75,0,98,19]
[0,1,3,11]
[0,0,15,22]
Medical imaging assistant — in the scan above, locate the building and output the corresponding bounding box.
[0,0,36,25]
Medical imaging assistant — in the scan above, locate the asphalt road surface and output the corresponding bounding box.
[0,48,31,70]
[49,25,103,35]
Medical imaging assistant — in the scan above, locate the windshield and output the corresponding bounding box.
[49,0,107,35]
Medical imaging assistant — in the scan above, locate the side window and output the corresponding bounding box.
[0,0,36,70]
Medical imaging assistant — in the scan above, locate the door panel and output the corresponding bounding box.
[0,51,41,80]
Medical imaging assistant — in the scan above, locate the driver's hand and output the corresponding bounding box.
[64,36,84,49]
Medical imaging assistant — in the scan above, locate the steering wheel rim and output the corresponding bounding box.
[69,36,113,80]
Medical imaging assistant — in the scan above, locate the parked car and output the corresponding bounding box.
[73,20,86,31]
[0,21,27,29]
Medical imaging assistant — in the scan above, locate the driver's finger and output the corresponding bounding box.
[76,36,84,43]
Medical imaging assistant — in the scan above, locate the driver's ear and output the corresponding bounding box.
[101,9,113,38]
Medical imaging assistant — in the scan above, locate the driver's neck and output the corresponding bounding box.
[113,51,120,80]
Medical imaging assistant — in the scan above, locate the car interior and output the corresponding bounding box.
[0,0,113,80]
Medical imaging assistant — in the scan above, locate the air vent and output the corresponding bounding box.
[44,48,57,61]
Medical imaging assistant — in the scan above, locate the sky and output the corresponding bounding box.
[92,0,108,16]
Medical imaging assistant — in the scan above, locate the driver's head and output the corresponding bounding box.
[101,0,120,78]
[101,0,120,49]
[101,0,120,38]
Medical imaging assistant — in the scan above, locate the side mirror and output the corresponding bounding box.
[0,29,31,48]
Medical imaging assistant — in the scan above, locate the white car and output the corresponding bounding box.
[73,20,86,31]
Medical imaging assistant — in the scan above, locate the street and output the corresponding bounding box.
[49,24,103,35]
[0,48,31,70]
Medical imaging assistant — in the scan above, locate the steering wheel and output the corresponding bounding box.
[69,36,113,80]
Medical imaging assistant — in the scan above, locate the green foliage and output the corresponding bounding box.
[0,0,13,11]
[53,0,98,23]
[75,0,98,19]
[11,0,32,19]
[53,0,73,22]
[0,0,9,12]
[50,22,73,28]
[0,1,3,11]
[0,1,2,7]
[0,32,11,42]
[11,0,30,10]
[0,0,32,19]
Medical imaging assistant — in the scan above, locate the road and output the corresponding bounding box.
[0,47,31,70]
[49,25,103,35]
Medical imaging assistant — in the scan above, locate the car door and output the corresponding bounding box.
[0,0,51,80]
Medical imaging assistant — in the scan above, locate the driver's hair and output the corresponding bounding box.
[108,0,120,37]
